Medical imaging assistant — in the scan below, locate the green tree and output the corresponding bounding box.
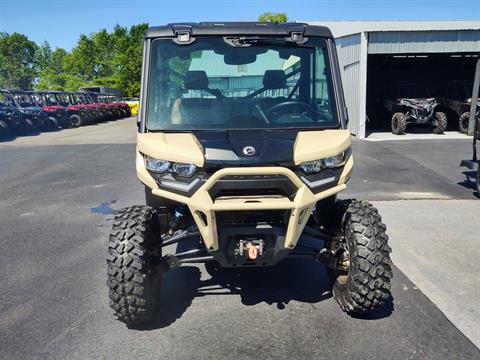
[0,32,38,89]
[36,42,69,90]
[111,23,148,97]
[258,12,288,23]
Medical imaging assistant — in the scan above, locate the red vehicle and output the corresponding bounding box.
[33,91,68,128]
[82,92,110,121]
[109,95,131,118]
[76,92,105,122]
[66,92,95,127]
[98,94,130,119]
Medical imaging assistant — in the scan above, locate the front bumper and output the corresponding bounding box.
[140,161,352,252]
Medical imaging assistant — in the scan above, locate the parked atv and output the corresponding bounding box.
[384,84,447,135]
[30,91,64,130]
[106,22,393,325]
[2,90,40,133]
[439,81,480,134]
[63,92,93,127]
[0,90,16,137]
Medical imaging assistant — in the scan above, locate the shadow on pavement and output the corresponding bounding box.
[458,170,480,198]
[132,256,394,330]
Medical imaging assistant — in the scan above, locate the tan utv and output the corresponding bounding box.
[107,22,393,325]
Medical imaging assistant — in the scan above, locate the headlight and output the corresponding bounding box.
[145,156,170,173]
[144,155,197,177]
[299,152,345,174]
[172,162,197,177]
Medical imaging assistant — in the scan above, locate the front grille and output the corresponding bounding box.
[208,175,297,200]
[216,210,290,225]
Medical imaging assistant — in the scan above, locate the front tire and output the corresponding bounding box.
[44,116,60,132]
[459,112,469,134]
[107,206,162,325]
[69,114,83,128]
[0,120,9,138]
[391,112,406,135]
[329,200,392,314]
[432,111,447,134]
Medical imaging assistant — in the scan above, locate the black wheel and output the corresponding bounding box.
[459,112,470,134]
[432,111,447,134]
[20,118,36,134]
[69,114,83,128]
[107,206,162,325]
[328,200,392,314]
[0,120,9,138]
[391,112,406,135]
[44,116,60,132]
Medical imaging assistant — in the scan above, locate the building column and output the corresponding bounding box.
[358,31,368,138]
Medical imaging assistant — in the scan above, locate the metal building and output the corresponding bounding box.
[306,20,480,137]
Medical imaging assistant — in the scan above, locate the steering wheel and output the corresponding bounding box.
[265,101,313,122]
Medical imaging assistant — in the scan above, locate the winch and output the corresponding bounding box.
[235,238,265,260]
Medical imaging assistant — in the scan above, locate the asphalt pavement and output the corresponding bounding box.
[0,118,478,359]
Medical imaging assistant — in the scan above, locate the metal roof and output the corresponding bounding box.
[303,20,480,38]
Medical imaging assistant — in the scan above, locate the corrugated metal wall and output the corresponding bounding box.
[335,34,363,135]
[368,30,480,54]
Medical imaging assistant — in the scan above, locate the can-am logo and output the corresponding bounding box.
[242,146,256,156]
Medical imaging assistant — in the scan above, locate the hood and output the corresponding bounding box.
[399,98,436,106]
[44,105,65,112]
[0,104,16,114]
[466,98,480,106]
[137,129,352,171]
[193,130,298,167]
[20,106,44,115]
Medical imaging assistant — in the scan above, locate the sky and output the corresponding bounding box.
[1,0,479,50]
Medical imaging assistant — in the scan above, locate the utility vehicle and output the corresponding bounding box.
[30,91,65,129]
[107,22,392,325]
[65,92,94,127]
[438,81,479,134]
[384,83,447,135]
[1,90,19,137]
[9,90,53,131]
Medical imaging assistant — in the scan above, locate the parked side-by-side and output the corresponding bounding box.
[0,89,132,138]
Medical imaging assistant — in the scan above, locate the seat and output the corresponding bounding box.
[171,71,225,126]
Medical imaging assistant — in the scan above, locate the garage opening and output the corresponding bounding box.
[366,53,479,133]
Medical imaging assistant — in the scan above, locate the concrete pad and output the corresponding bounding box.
[365,131,470,141]
[374,199,480,347]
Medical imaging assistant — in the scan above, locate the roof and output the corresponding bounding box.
[145,22,333,39]
[303,20,480,38]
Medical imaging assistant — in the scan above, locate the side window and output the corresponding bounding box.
[315,48,333,117]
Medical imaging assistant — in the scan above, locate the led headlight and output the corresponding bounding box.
[172,162,197,177]
[144,155,197,177]
[145,156,170,173]
[300,152,345,174]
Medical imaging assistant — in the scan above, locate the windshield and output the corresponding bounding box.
[146,37,338,131]
[42,93,60,106]
[32,93,45,106]
[56,93,69,106]
[13,92,37,107]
